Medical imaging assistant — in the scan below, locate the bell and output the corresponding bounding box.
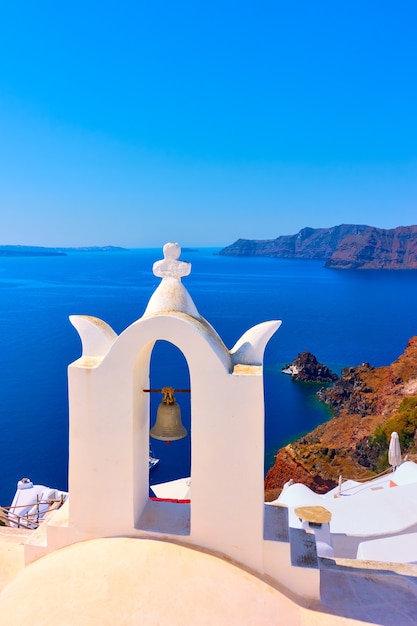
[150,387,187,441]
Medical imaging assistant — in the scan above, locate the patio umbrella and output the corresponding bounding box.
[388,431,402,471]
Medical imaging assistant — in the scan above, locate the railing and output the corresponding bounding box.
[0,495,66,530]
[336,465,394,496]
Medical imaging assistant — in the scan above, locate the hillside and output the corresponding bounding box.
[219,224,417,269]
[264,337,417,501]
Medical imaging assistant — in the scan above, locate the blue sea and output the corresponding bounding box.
[1,248,416,505]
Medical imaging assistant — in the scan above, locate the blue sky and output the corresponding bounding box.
[1,1,416,247]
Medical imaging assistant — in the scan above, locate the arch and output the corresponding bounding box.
[148,339,191,487]
[116,315,231,531]
[67,311,280,567]
[67,313,232,535]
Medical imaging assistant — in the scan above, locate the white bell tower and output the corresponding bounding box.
[27,243,282,576]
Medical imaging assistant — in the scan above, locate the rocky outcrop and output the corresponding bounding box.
[316,363,376,416]
[219,225,417,270]
[282,351,338,382]
[265,337,417,500]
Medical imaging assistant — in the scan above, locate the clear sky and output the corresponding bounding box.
[1,1,416,247]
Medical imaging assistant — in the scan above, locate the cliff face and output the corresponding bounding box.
[219,224,368,260]
[219,225,417,270]
[265,337,417,501]
[325,226,417,269]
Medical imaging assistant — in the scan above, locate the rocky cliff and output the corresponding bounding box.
[265,337,417,501]
[282,351,338,382]
[219,225,417,270]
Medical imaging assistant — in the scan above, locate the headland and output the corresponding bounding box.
[219,224,417,269]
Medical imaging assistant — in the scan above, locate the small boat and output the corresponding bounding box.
[149,447,159,470]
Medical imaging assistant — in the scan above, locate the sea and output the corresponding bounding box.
[1,247,416,505]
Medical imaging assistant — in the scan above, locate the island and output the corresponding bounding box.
[219,224,417,270]
[0,246,66,257]
[0,245,126,257]
[282,351,338,383]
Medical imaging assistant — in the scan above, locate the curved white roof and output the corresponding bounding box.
[0,538,309,624]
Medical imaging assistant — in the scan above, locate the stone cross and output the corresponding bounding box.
[152,242,191,280]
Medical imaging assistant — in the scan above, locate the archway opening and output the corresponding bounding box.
[148,340,191,498]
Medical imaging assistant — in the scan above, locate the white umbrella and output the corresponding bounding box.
[388,432,402,471]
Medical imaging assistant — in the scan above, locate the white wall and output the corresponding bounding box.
[64,313,279,573]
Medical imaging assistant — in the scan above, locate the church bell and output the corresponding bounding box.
[150,387,188,441]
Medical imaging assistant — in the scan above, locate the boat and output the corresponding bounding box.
[149,447,159,470]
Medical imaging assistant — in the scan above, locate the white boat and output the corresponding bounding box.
[149,447,159,470]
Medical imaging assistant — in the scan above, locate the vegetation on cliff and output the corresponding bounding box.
[265,337,417,501]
